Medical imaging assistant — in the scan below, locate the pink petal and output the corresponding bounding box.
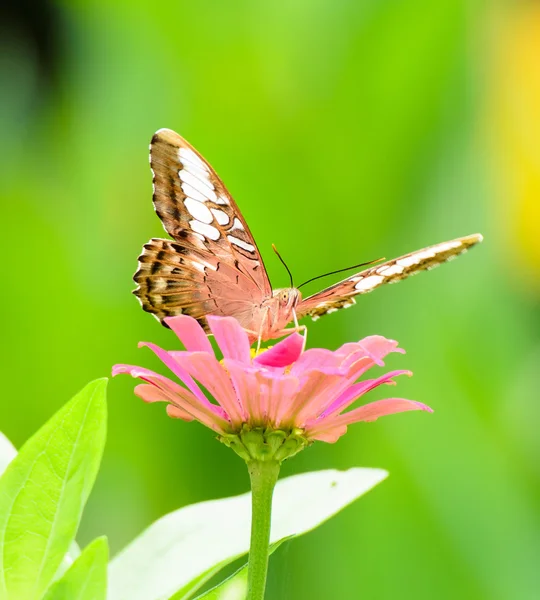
[342,355,375,380]
[357,336,404,365]
[138,342,207,403]
[253,332,304,368]
[344,398,433,422]
[148,379,229,430]
[175,352,245,426]
[113,363,134,377]
[284,371,346,428]
[165,315,213,353]
[287,362,381,424]
[335,342,366,358]
[320,370,412,418]
[257,371,300,426]
[113,363,175,383]
[134,383,169,404]
[166,404,196,421]
[308,426,348,443]
[114,364,231,432]
[206,316,251,363]
[306,398,432,441]
[223,360,301,427]
[336,337,403,366]
[224,361,262,422]
[115,363,222,415]
[289,348,343,377]
[135,385,195,422]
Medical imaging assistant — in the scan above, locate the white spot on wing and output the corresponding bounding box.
[376,264,404,276]
[179,147,206,169]
[326,307,338,314]
[190,220,220,240]
[435,240,462,252]
[354,275,384,292]
[397,252,431,268]
[211,209,229,225]
[182,160,210,182]
[227,235,255,252]
[153,279,167,292]
[151,167,156,194]
[182,182,208,203]
[184,198,213,224]
[214,195,229,206]
[179,170,217,201]
[396,241,464,268]
[231,218,244,231]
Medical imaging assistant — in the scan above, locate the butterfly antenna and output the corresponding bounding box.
[298,257,385,289]
[272,244,294,287]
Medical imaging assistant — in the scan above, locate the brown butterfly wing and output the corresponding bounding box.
[296,234,483,321]
[134,129,272,326]
[134,238,263,330]
[150,129,271,292]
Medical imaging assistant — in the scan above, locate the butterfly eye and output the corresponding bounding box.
[280,291,289,303]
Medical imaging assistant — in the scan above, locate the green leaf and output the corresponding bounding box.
[170,567,224,600]
[54,542,82,582]
[191,563,247,600]
[109,467,387,600]
[0,378,108,599]
[191,539,288,600]
[0,431,17,477]
[0,433,80,583]
[43,537,108,600]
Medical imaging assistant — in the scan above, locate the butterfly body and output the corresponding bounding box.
[134,128,482,340]
[259,288,303,339]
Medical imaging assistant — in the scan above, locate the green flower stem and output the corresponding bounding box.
[247,460,280,600]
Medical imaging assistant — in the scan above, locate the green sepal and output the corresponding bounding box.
[219,425,310,463]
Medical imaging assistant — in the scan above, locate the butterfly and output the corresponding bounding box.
[134,128,483,341]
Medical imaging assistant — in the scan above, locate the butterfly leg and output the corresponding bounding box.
[292,307,300,330]
[292,308,307,353]
[255,307,271,355]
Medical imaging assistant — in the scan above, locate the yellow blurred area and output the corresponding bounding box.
[487,2,540,286]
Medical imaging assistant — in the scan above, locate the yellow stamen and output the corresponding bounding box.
[250,345,273,360]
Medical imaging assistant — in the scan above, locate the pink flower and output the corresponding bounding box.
[113,316,431,459]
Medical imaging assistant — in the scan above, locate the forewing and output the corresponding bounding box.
[297,234,483,320]
[150,128,271,298]
[134,238,261,330]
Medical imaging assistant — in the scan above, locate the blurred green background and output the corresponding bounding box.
[1,0,539,598]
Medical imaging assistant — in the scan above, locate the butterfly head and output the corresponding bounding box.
[273,288,302,311]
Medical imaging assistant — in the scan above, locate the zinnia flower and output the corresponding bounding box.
[113,315,431,461]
